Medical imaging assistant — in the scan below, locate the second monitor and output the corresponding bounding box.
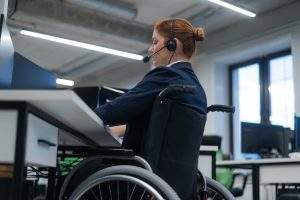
[241,122,291,158]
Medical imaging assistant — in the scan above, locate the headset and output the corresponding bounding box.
[166,19,177,52]
[143,19,177,63]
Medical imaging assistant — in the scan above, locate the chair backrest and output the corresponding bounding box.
[201,135,222,149]
[141,94,206,200]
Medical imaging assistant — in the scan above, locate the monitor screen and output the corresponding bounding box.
[241,122,289,157]
[73,87,100,110]
[12,52,56,89]
[72,86,127,110]
[98,86,126,106]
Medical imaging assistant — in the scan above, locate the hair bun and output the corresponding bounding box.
[193,27,205,41]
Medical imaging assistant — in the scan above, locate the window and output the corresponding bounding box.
[230,50,294,159]
[237,64,261,123]
[269,55,294,129]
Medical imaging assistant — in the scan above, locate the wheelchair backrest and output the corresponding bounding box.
[141,96,206,200]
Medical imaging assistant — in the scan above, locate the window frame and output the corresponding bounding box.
[228,49,292,155]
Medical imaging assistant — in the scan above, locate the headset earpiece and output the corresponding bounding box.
[165,19,177,52]
[166,39,177,52]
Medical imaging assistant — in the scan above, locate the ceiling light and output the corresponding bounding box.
[207,0,256,18]
[20,30,143,60]
[56,78,75,86]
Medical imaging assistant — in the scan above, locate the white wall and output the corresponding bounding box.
[193,54,215,135]
[193,54,231,153]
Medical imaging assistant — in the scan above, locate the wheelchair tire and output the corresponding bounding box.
[69,165,180,200]
[206,176,235,200]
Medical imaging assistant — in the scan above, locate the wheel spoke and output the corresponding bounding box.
[109,181,112,200]
[211,192,217,200]
[127,182,130,200]
[72,173,170,200]
[98,184,103,200]
[129,184,137,200]
[116,180,120,200]
[90,188,100,200]
[139,189,146,200]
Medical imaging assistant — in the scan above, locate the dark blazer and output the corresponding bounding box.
[95,61,206,123]
[95,61,207,151]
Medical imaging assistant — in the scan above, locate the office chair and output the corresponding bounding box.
[201,135,222,149]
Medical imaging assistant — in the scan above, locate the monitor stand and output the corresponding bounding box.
[259,148,282,158]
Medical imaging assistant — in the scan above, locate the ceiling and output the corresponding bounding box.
[6,0,298,86]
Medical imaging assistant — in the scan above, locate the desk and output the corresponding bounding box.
[0,90,120,200]
[217,158,300,200]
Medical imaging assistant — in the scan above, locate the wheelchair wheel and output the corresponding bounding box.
[59,156,153,199]
[69,165,180,200]
[206,177,235,200]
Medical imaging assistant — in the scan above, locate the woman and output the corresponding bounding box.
[95,18,207,199]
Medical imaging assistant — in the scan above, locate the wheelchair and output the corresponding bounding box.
[57,85,235,200]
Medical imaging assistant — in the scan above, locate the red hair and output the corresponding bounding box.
[154,18,205,59]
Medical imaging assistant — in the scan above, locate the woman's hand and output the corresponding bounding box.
[105,125,126,137]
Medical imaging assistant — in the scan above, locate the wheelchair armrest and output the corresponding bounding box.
[207,105,235,113]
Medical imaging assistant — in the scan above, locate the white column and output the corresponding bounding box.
[0,0,14,89]
[194,53,216,136]
[292,25,300,117]
[0,0,8,18]
[291,24,300,150]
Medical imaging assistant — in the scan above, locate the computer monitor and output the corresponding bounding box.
[12,52,57,89]
[72,86,127,110]
[241,122,289,158]
[98,86,126,106]
[73,87,100,110]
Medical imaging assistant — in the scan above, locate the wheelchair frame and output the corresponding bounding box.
[56,86,235,200]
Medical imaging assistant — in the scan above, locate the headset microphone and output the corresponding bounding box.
[142,46,166,63]
[142,55,151,63]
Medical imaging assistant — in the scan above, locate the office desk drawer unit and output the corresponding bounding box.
[0,110,58,167]
[260,164,300,184]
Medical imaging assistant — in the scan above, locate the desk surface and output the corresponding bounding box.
[0,90,121,147]
[199,145,218,151]
[217,158,300,167]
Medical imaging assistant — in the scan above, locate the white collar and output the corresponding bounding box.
[166,60,190,67]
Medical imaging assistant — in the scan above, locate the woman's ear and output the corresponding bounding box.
[174,38,182,51]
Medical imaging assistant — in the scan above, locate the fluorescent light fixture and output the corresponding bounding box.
[20,30,144,60]
[207,0,256,18]
[56,78,75,86]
